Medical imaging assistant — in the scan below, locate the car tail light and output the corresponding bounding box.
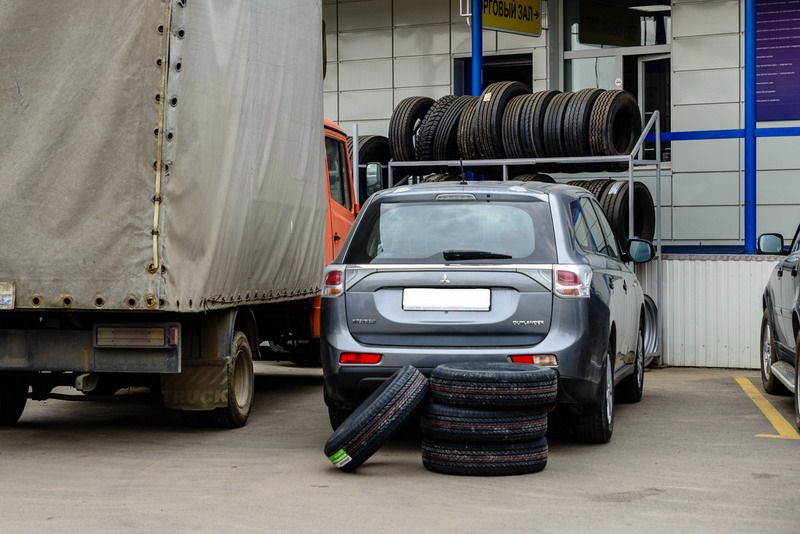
[339,352,382,364]
[510,354,558,366]
[322,268,345,297]
[554,265,592,298]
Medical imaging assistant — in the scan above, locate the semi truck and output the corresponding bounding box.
[0,0,356,427]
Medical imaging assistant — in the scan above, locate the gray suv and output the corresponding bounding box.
[321,181,654,443]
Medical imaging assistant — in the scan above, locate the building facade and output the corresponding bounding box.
[323,0,800,248]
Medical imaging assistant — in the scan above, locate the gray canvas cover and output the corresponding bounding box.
[0,0,326,312]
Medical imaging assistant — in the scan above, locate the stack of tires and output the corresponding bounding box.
[566,178,656,243]
[421,362,558,476]
[388,82,642,173]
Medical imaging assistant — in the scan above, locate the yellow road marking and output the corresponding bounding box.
[735,377,800,440]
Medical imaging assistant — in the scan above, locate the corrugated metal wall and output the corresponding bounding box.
[637,255,779,368]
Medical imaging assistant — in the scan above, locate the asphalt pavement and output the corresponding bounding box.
[1,364,798,534]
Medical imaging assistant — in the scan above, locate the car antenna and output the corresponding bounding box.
[459,157,467,185]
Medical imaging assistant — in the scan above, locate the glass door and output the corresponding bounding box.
[638,54,671,162]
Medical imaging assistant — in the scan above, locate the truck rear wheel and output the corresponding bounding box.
[0,374,29,426]
[211,331,255,428]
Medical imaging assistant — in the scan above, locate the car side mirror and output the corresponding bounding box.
[365,162,382,196]
[626,238,655,264]
[757,233,785,255]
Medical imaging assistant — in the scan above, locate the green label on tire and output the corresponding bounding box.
[328,449,352,468]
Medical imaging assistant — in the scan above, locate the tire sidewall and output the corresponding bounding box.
[602,352,614,434]
[227,331,255,427]
[760,313,774,386]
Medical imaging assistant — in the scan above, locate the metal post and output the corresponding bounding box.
[502,164,508,181]
[471,0,483,96]
[655,113,664,364]
[388,164,394,188]
[744,0,757,254]
[352,123,360,205]
[628,156,634,240]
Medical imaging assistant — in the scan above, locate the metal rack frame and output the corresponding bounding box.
[353,112,664,363]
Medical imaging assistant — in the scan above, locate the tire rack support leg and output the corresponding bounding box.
[744,0,757,254]
[628,156,634,240]
[352,123,360,205]
[471,0,483,97]
[656,114,664,365]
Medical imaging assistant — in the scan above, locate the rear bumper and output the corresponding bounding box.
[322,297,607,408]
[0,326,181,374]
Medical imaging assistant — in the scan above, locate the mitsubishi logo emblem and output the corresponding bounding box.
[440,274,451,284]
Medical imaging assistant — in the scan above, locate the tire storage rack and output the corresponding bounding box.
[351,110,664,367]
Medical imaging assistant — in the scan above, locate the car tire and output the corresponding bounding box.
[794,335,800,431]
[761,310,790,395]
[519,90,560,158]
[475,81,530,159]
[617,321,645,403]
[430,362,557,408]
[323,366,428,472]
[572,352,614,444]
[456,99,482,160]
[389,96,435,161]
[542,92,576,158]
[0,373,28,426]
[564,88,605,157]
[422,437,548,476]
[210,331,255,428]
[421,401,548,443]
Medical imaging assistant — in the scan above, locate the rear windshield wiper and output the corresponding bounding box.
[442,250,513,261]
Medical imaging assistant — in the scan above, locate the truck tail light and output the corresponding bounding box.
[510,354,558,366]
[554,265,592,298]
[339,352,382,364]
[322,268,345,297]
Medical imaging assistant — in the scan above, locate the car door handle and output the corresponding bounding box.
[333,233,341,242]
[778,267,784,278]
[793,266,798,277]
[608,277,614,290]
[623,280,628,292]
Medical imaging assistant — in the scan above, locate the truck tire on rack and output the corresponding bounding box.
[422,173,456,183]
[643,294,659,366]
[520,90,560,158]
[515,173,556,184]
[432,96,477,161]
[421,401,548,443]
[457,99,482,160]
[430,362,557,408]
[422,437,548,476]
[502,95,530,159]
[598,180,656,244]
[415,95,457,161]
[0,373,28,425]
[564,88,605,172]
[542,92,575,159]
[587,178,615,200]
[475,81,530,159]
[324,366,428,472]
[348,135,390,201]
[389,96,434,161]
[210,331,255,428]
[589,90,642,171]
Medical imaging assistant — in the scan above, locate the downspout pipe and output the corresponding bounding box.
[744,0,757,254]
[471,0,483,96]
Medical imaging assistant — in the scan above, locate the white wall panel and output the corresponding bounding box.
[672,206,740,239]
[451,24,497,54]
[338,29,392,60]
[672,0,739,37]
[323,92,338,120]
[673,35,740,71]
[394,55,451,87]
[394,24,450,57]
[394,0,450,26]
[337,0,391,31]
[394,86,452,105]
[672,139,740,172]
[339,89,393,120]
[758,136,800,170]
[338,119,391,137]
[672,103,740,131]
[637,256,777,368]
[497,31,548,51]
[672,172,739,206]
[758,206,800,238]
[672,69,740,105]
[757,170,800,205]
[324,62,338,92]
[338,59,393,90]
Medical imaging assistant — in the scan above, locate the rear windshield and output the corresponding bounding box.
[344,199,557,264]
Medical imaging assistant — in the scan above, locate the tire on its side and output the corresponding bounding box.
[572,352,614,444]
[421,401,548,443]
[761,310,790,395]
[210,331,255,428]
[430,362,557,408]
[389,97,435,161]
[0,373,28,426]
[324,366,428,472]
[422,438,548,476]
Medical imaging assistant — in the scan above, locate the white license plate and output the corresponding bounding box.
[0,281,15,310]
[402,288,490,311]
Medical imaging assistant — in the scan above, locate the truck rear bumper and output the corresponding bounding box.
[0,328,180,374]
